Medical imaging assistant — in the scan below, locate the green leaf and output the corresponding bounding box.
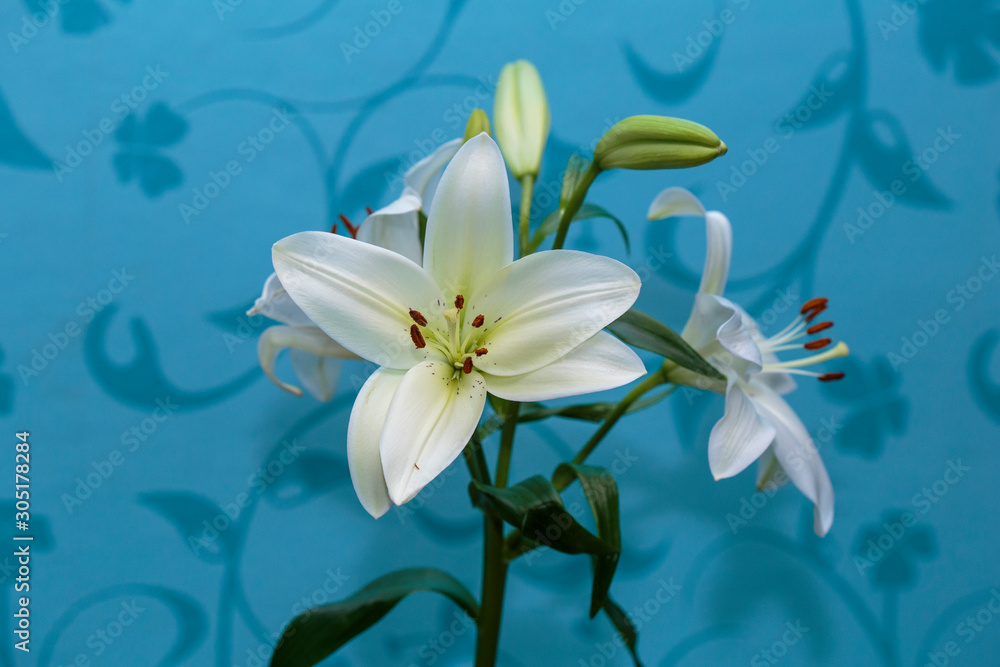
[554,464,620,618]
[270,569,478,667]
[608,308,723,380]
[602,596,644,667]
[530,203,630,254]
[468,477,618,557]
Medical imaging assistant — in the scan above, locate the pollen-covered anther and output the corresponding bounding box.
[804,338,832,351]
[454,295,465,310]
[409,324,426,349]
[471,314,485,328]
[475,347,488,357]
[818,372,845,382]
[409,309,428,326]
[800,297,828,315]
[804,304,827,324]
[807,321,834,334]
[462,357,473,374]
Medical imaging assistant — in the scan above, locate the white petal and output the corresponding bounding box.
[273,231,444,369]
[483,331,646,402]
[699,211,732,296]
[681,293,762,377]
[356,193,423,264]
[347,368,405,518]
[471,250,640,376]
[423,134,514,297]
[708,379,777,480]
[403,137,462,198]
[248,273,313,326]
[290,349,344,402]
[755,446,789,490]
[646,187,707,220]
[257,325,359,397]
[380,360,487,505]
[749,380,834,536]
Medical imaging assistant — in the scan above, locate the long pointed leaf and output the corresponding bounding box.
[602,596,644,667]
[530,203,631,253]
[608,308,722,380]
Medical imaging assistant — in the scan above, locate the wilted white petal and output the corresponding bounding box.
[257,325,359,397]
[380,360,487,505]
[347,368,405,518]
[403,137,462,197]
[483,331,646,402]
[646,187,707,220]
[356,194,423,264]
[289,349,344,402]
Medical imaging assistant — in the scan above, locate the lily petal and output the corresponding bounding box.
[423,134,514,297]
[708,379,777,480]
[257,325,359,397]
[699,211,732,296]
[272,231,444,369]
[483,331,646,402]
[380,360,487,505]
[248,273,313,326]
[647,186,707,220]
[682,293,762,377]
[471,250,640,377]
[347,368,405,518]
[750,380,834,536]
[289,349,344,402]
[356,194,423,264]
[403,137,463,197]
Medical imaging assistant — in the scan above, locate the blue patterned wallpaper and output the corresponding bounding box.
[2,0,998,665]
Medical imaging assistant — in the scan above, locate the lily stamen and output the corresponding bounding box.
[409,324,426,349]
[409,309,428,326]
[338,214,360,239]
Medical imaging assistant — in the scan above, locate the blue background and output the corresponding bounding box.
[2,0,999,665]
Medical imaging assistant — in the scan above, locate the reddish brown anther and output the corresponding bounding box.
[409,309,428,326]
[800,297,828,314]
[471,314,485,328]
[807,321,834,334]
[804,338,832,351]
[804,304,827,323]
[475,347,488,357]
[818,372,845,382]
[409,324,426,349]
[366,206,374,215]
[338,214,360,239]
[454,295,465,310]
[462,357,473,374]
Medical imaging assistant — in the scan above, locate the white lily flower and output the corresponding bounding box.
[272,134,645,518]
[649,187,848,536]
[248,138,464,401]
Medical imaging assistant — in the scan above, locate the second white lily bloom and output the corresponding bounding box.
[273,134,645,518]
[649,188,847,536]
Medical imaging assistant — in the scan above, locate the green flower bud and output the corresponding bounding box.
[493,60,550,178]
[593,115,727,171]
[463,109,492,141]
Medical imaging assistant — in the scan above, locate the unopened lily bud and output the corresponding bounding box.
[493,60,550,178]
[463,109,491,141]
[593,115,727,171]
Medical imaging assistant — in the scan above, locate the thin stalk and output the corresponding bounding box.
[474,514,507,666]
[518,175,535,257]
[551,163,600,250]
[495,401,519,489]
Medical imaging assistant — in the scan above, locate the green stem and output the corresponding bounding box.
[551,163,600,250]
[474,514,508,666]
[559,367,669,489]
[518,175,535,257]
[495,402,519,489]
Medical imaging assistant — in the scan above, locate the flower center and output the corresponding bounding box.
[407,294,498,374]
[755,296,848,382]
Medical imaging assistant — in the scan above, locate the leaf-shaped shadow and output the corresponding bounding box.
[623,37,721,104]
[821,357,908,459]
[117,103,188,147]
[852,510,938,591]
[38,584,208,667]
[113,153,183,198]
[23,0,111,35]
[1,501,54,550]
[781,49,860,131]
[968,329,1000,422]
[84,305,259,411]
[140,491,240,564]
[918,0,1000,85]
[114,103,188,197]
[852,110,951,208]
[0,90,49,169]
